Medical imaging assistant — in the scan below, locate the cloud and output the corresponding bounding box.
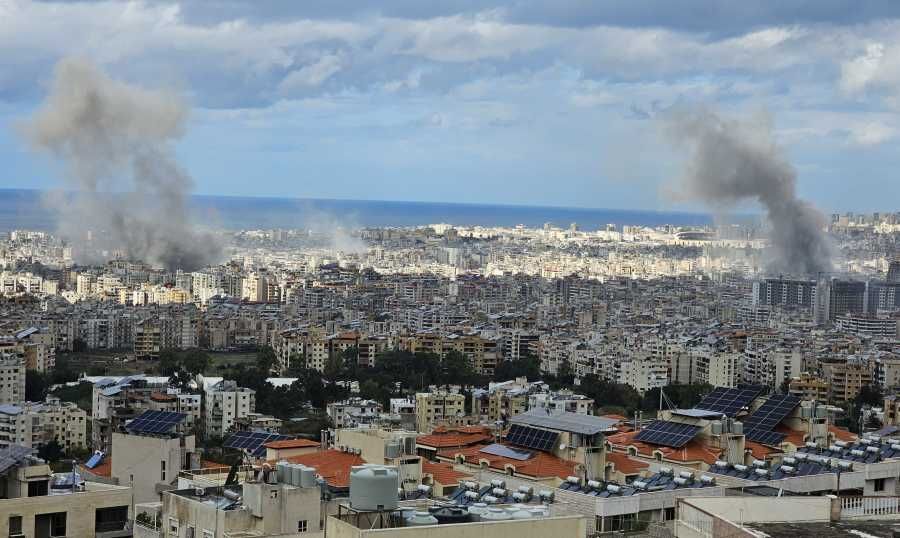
[278,53,345,94]
[847,121,896,145]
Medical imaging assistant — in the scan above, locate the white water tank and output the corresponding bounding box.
[290,464,303,486]
[349,465,399,511]
[405,511,438,527]
[481,508,511,521]
[276,461,289,483]
[385,441,401,459]
[300,466,317,488]
[468,503,489,521]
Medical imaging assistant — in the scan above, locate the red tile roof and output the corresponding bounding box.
[438,443,578,480]
[422,460,471,486]
[829,425,856,442]
[264,438,320,449]
[607,430,720,465]
[605,451,649,475]
[282,449,365,488]
[417,429,493,449]
[84,459,112,477]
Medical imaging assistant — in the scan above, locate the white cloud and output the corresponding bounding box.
[847,121,896,146]
[278,53,344,94]
[841,43,885,94]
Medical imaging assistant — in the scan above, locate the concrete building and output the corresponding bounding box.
[327,398,382,429]
[111,430,198,505]
[0,398,88,451]
[788,373,830,402]
[149,469,324,538]
[821,359,875,403]
[415,392,467,433]
[0,354,25,405]
[0,444,133,538]
[203,380,256,439]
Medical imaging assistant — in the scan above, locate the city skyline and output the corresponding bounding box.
[2,1,900,212]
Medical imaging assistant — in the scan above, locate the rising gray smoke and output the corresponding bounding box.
[24,58,221,271]
[662,107,833,276]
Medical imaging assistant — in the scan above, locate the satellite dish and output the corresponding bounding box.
[559,443,567,451]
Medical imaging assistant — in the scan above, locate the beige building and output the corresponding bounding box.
[0,445,132,538]
[415,392,467,433]
[111,431,198,505]
[0,398,88,451]
[147,472,323,538]
[822,359,875,403]
[327,510,586,538]
[789,373,830,402]
[0,354,25,405]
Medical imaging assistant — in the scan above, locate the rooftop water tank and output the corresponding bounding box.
[510,507,532,520]
[482,508,511,521]
[385,441,401,459]
[290,464,303,486]
[405,511,438,527]
[300,466,317,488]
[276,461,289,483]
[468,503,489,521]
[349,465,399,511]
[430,506,471,524]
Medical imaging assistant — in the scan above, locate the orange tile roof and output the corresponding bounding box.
[265,438,320,449]
[602,414,628,422]
[417,430,493,449]
[438,443,578,480]
[283,449,365,488]
[607,430,720,465]
[745,441,781,459]
[605,451,649,475]
[150,392,176,402]
[829,425,856,442]
[422,460,471,486]
[775,425,806,447]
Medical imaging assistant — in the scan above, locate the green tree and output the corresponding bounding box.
[26,370,49,402]
[38,440,64,463]
[256,346,277,375]
[181,349,211,376]
[493,355,540,381]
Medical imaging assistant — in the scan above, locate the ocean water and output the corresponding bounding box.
[0,188,712,232]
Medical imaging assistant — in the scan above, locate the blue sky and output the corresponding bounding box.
[2,1,900,212]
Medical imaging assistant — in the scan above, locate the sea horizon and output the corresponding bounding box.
[0,187,717,232]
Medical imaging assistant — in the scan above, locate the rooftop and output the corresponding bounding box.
[746,521,900,537]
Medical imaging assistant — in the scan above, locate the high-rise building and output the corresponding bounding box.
[888,259,900,283]
[752,278,817,308]
[816,278,867,324]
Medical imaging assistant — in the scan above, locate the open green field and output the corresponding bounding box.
[59,350,259,377]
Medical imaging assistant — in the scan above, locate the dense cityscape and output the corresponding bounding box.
[4,2,900,537]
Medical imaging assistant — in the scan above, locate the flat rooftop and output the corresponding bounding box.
[747,521,900,538]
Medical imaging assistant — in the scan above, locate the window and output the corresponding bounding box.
[169,518,179,535]
[202,531,214,538]
[95,506,128,533]
[161,460,166,481]
[8,515,22,536]
[186,527,195,538]
[297,520,308,533]
[49,513,66,537]
[874,478,886,492]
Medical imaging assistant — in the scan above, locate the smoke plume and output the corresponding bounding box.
[24,58,221,271]
[662,107,833,276]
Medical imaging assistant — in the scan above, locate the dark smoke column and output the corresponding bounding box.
[24,58,221,271]
[662,107,833,276]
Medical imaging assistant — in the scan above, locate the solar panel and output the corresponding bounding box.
[745,428,786,446]
[224,431,289,457]
[0,444,36,474]
[504,424,559,452]
[479,443,533,461]
[126,410,186,435]
[634,420,701,448]
[695,386,764,417]
[743,394,800,432]
[85,451,105,469]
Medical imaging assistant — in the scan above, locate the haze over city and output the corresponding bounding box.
[1,3,900,538]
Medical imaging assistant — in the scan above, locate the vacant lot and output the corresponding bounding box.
[60,350,259,377]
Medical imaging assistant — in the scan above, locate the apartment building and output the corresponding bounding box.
[0,355,25,405]
[203,380,256,438]
[0,398,87,451]
[789,373,830,402]
[822,359,875,403]
[415,392,467,433]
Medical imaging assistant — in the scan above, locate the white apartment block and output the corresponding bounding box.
[204,380,256,438]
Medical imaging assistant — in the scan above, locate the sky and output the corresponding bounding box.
[2,1,900,213]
